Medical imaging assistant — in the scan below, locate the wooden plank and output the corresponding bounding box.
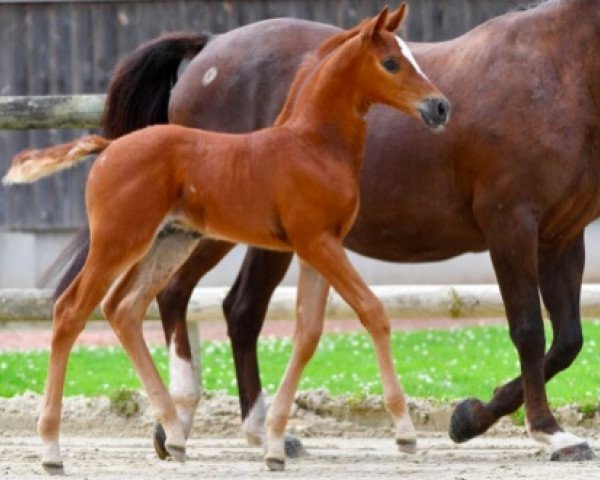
[5,283,600,323]
[0,95,105,130]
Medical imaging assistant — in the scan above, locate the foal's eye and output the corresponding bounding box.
[382,57,400,73]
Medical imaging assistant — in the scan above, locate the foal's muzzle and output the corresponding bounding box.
[418,97,451,131]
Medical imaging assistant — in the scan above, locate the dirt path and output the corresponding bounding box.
[2,391,599,479]
[3,435,599,480]
[0,317,505,351]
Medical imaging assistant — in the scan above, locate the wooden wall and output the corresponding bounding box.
[0,0,525,230]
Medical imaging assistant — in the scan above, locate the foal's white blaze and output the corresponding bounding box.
[169,340,199,435]
[242,391,268,445]
[395,36,428,79]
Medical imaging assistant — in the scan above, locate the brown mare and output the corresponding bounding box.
[50,0,597,462]
[4,5,450,473]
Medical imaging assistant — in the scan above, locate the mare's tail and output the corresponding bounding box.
[48,32,210,298]
[103,32,210,138]
[2,136,110,185]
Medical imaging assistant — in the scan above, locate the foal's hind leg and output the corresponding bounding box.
[450,232,593,460]
[39,263,122,474]
[265,261,329,470]
[154,238,234,458]
[103,230,201,461]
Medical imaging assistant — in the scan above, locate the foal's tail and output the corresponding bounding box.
[103,32,210,138]
[2,136,110,185]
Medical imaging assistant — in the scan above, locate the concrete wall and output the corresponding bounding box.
[2,222,599,288]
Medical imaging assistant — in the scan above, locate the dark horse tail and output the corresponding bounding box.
[46,32,210,298]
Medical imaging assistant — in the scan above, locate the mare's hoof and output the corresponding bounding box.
[449,397,483,443]
[551,442,596,462]
[266,457,285,471]
[396,438,417,454]
[284,435,306,458]
[42,461,64,476]
[166,444,186,462]
[153,422,170,460]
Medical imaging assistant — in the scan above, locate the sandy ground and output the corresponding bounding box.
[3,435,600,480]
[1,391,599,479]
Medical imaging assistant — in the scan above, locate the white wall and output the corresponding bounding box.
[1,223,600,288]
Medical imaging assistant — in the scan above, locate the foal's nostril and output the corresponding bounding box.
[419,97,451,128]
[437,101,447,118]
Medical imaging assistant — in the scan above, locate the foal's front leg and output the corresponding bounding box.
[265,238,416,470]
[300,239,416,453]
[265,261,329,470]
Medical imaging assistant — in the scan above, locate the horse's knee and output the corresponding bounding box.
[52,298,86,340]
[293,326,322,363]
[358,298,389,337]
[549,325,583,371]
[223,294,264,345]
[509,320,545,360]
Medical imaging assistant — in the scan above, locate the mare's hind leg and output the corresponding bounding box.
[39,256,131,473]
[102,229,201,461]
[265,237,415,470]
[265,261,329,470]
[450,232,594,460]
[154,238,234,459]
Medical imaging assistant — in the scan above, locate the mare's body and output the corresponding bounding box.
[59,0,600,461]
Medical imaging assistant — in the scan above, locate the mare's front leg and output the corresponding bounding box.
[221,248,306,456]
[154,238,234,459]
[265,237,416,470]
[449,211,591,459]
[450,231,594,460]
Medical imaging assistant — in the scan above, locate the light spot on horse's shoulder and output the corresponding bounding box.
[97,153,107,165]
[202,66,218,86]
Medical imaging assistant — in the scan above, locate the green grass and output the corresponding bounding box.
[1,320,600,406]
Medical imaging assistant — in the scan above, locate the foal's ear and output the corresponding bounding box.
[386,3,408,32]
[361,6,390,42]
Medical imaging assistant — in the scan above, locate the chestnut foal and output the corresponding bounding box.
[4,5,449,473]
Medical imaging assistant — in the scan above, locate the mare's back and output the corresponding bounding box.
[169,19,338,133]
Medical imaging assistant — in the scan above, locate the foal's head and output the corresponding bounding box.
[354,4,450,131]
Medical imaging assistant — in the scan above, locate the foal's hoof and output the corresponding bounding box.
[284,434,307,458]
[42,461,64,476]
[551,442,597,462]
[266,457,285,471]
[166,444,186,462]
[449,397,484,443]
[153,422,169,460]
[396,438,417,454]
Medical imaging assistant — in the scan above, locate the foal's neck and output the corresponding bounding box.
[282,39,370,171]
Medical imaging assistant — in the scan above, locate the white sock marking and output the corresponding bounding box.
[528,423,587,452]
[242,391,268,445]
[169,340,199,434]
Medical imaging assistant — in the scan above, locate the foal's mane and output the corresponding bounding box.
[274,20,369,126]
